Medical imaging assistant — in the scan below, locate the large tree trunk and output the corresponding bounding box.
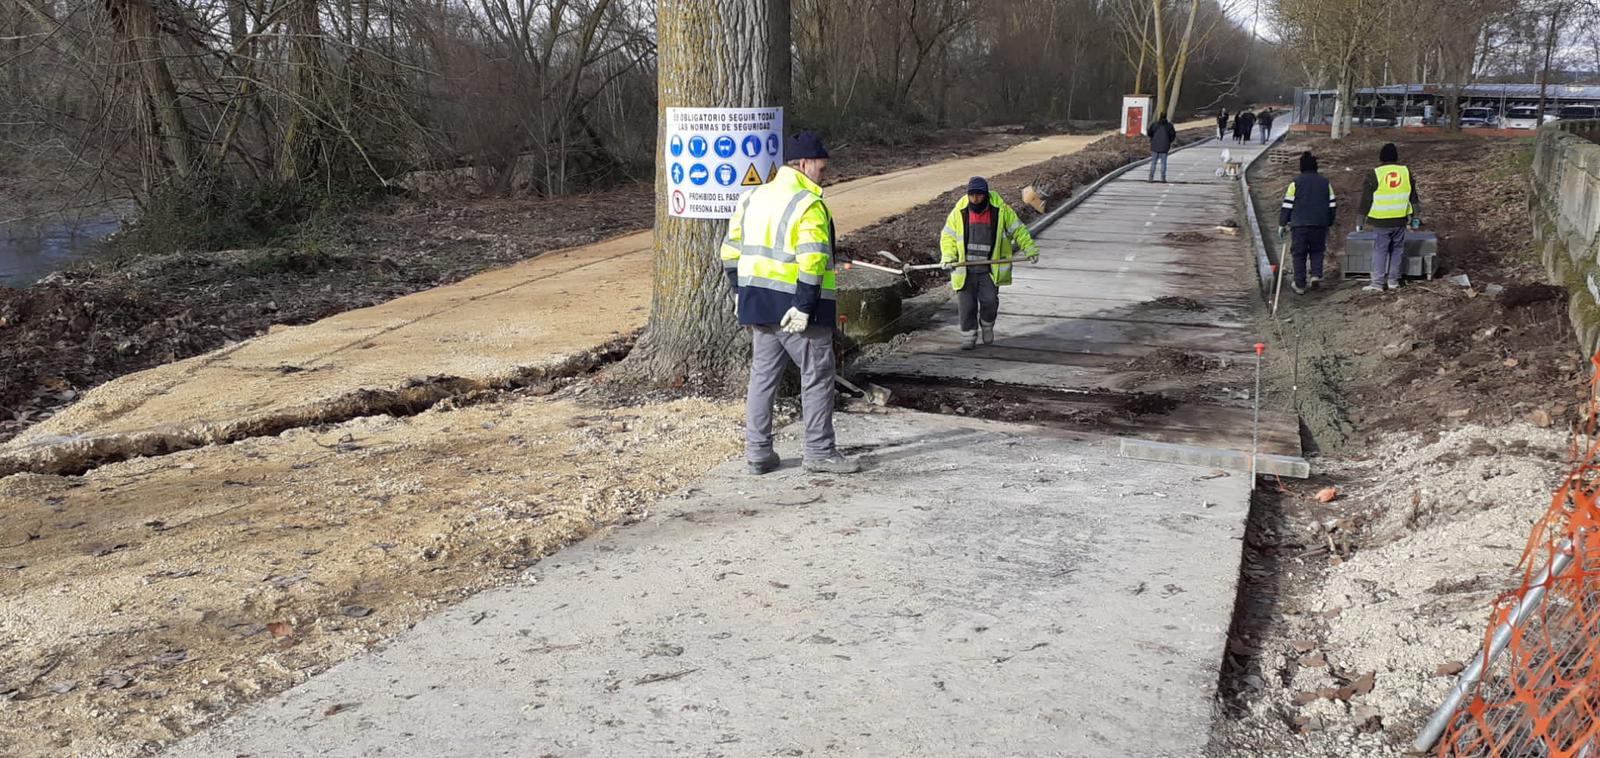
[623,0,791,387]
[1163,0,1202,121]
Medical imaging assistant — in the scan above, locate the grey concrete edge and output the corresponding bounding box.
[1119,437,1311,479]
[1239,129,1289,296]
[1027,134,1217,236]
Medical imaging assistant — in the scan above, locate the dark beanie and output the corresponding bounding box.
[967,176,989,194]
[785,131,829,160]
[1299,151,1318,173]
[1379,143,1399,163]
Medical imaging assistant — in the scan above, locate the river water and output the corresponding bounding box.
[0,211,124,288]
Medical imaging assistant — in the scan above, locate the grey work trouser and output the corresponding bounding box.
[957,271,999,332]
[746,324,838,462]
[1371,226,1407,287]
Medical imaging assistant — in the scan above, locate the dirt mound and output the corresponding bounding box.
[1119,392,1180,416]
[1125,347,1223,376]
[1501,282,1564,309]
[1165,231,1213,245]
[1147,296,1208,311]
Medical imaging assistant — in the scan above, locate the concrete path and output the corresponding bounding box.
[864,136,1305,474]
[1,131,1132,476]
[168,411,1249,758]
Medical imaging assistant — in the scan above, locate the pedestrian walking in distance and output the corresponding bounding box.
[1237,110,1256,145]
[1259,110,1275,144]
[1356,142,1422,293]
[1146,112,1178,183]
[1216,108,1230,140]
[939,177,1040,350]
[1278,151,1335,295]
[720,131,859,475]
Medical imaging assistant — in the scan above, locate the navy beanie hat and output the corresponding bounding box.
[1299,151,1318,173]
[785,131,829,160]
[967,176,989,194]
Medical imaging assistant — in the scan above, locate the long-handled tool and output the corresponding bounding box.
[842,253,1036,277]
[1251,342,1265,489]
[1270,231,1290,315]
[905,258,1034,272]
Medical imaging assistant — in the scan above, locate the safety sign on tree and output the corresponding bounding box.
[665,107,784,219]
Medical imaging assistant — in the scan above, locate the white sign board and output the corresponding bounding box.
[665,107,784,219]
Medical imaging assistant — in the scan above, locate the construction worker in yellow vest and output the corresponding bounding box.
[939,177,1040,350]
[1356,143,1422,293]
[721,131,859,476]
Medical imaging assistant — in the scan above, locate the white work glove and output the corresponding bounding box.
[1025,250,1040,263]
[779,307,809,334]
[1355,224,1365,233]
[940,260,955,271]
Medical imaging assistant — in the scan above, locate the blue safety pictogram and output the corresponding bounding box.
[688,136,708,158]
[766,134,780,156]
[742,135,762,158]
[714,135,736,158]
[668,134,684,158]
[715,164,737,186]
[689,164,709,186]
[670,163,685,184]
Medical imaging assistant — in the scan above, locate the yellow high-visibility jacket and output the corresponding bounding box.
[720,166,837,326]
[939,192,1038,290]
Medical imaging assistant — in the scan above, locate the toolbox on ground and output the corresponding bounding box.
[1341,230,1437,280]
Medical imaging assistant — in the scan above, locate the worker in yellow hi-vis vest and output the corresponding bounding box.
[1356,143,1422,293]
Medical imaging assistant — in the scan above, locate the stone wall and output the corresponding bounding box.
[1531,120,1600,355]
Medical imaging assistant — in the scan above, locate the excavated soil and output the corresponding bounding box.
[1125,347,1225,376]
[1147,295,1210,311]
[1211,133,1582,757]
[1165,230,1216,245]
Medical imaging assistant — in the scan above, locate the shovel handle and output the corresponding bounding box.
[841,259,907,276]
[906,258,1035,272]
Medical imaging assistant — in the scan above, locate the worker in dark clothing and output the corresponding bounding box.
[1356,142,1422,292]
[1277,152,1335,295]
[1259,110,1276,144]
[1216,109,1230,140]
[1146,112,1178,183]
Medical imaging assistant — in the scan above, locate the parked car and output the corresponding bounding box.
[1504,106,1556,129]
[1558,105,1599,120]
[1459,107,1498,128]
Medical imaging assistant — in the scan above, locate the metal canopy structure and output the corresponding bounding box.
[1294,83,1600,126]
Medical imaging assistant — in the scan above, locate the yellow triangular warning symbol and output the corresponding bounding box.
[741,163,764,186]
[767,163,779,182]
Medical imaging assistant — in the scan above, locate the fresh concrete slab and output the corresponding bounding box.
[863,138,1307,476]
[166,410,1251,758]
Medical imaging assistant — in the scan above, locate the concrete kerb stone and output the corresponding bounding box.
[1239,127,1289,297]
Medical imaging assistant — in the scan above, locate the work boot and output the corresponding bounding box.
[747,454,780,476]
[803,453,860,474]
[1308,275,1323,288]
[980,321,995,345]
[1292,284,1307,295]
[960,330,977,350]
[1362,283,1385,293]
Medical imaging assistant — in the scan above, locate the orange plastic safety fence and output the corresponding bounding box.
[1438,357,1600,757]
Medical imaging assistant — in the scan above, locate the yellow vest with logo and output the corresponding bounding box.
[1368,164,1413,220]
